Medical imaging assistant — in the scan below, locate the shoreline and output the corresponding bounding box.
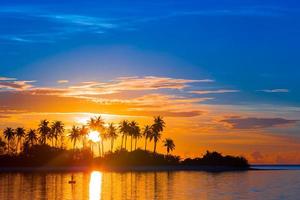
[1,165,299,173]
[0,165,257,173]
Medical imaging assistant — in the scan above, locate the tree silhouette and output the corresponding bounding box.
[15,127,26,152]
[26,129,38,146]
[79,125,89,148]
[163,138,175,154]
[143,125,152,151]
[69,126,80,149]
[107,123,118,152]
[38,120,51,145]
[151,116,165,153]
[88,116,105,155]
[51,121,64,147]
[133,124,141,150]
[129,121,139,151]
[3,127,14,154]
[0,137,6,154]
[119,120,129,150]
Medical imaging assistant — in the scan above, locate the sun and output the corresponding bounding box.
[87,131,101,143]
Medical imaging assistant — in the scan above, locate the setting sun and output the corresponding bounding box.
[87,131,101,143]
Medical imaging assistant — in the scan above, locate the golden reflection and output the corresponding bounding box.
[89,171,102,200]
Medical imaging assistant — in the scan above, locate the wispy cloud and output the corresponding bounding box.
[64,76,213,96]
[257,89,289,93]
[0,5,285,44]
[190,89,239,95]
[0,77,35,90]
[0,75,214,117]
[57,80,69,84]
[42,14,118,29]
[221,117,298,129]
[170,8,282,18]
[0,77,16,81]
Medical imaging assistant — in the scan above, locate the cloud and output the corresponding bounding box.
[57,80,69,84]
[100,76,213,91]
[257,89,289,93]
[221,117,298,129]
[0,76,212,100]
[0,5,284,44]
[53,76,214,97]
[170,8,282,18]
[0,77,16,81]
[0,90,206,117]
[0,76,212,117]
[43,14,118,29]
[0,79,35,90]
[190,89,239,95]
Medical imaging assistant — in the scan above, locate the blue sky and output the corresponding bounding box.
[1,0,300,106]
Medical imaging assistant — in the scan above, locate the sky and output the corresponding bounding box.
[1,0,300,164]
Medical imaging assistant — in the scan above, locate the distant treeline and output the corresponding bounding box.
[0,144,249,168]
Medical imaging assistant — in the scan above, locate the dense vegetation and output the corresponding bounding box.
[0,116,173,156]
[0,115,249,169]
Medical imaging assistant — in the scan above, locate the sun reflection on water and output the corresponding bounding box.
[89,171,102,200]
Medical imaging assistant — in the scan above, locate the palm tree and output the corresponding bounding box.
[151,116,165,153]
[133,125,141,150]
[88,116,105,155]
[51,121,64,147]
[143,125,152,151]
[79,125,89,148]
[3,127,14,154]
[69,126,80,149]
[0,137,6,154]
[163,138,175,154]
[26,129,37,146]
[15,127,26,153]
[38,120,51,145]
[107,123,118,152]
[119,120,129,149]
[129,121,139,151]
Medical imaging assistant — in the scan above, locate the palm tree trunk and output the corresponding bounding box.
[98,143,101,157]
[7,141,10,154]
[144,138,147,151]
[130,136,133,152]
[135,138,137,150]
[154,141,157,153]
[17,138,20,153]
[19,138,22,152]
[125,135,127,150]
[101,141,104,156]
[111,139,113,152]
[121,135,124,149]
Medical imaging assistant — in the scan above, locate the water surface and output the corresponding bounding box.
[0,169,299,200]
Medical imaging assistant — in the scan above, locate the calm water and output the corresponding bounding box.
[0,169,300,200]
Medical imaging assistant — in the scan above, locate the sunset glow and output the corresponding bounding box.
[88,131,101,143]
[0,0,300,165]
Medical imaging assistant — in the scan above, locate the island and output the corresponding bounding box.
[0,116,249,172]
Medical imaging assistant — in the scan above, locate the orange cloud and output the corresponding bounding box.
[0,80,35,90]
[1,75,300,164]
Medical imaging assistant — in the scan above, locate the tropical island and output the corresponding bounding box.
[0,116,249,171]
